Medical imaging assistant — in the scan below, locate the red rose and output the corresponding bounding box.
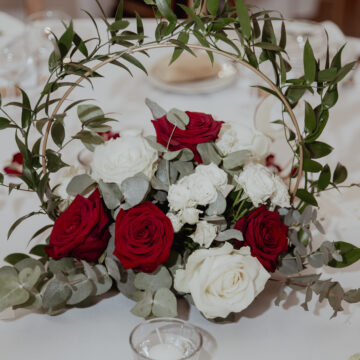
[97,130,120,141]
[45,189,111,262]
[152,111,223,163]
[234,206,289,272]
[114,202,174,273]
[4,152,23,175]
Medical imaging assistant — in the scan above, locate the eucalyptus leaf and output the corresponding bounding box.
[67,273,95,305]
[152,287,178,318]
[99,180,122,209]
[166,108,189,130]
[105,257,121,282]
[134,266,172,292]
[206,192,226,216]
[223,150,251,170]
[130,289,153,318]
[197,142,222,166]
[216,229,243,242]
[121,173,150,207]
[145,135,167,152]
[92,264,113,296]
[0,273,30,312]
[41,276,72,310]
[18,266,42,290]
[145,98,166,120]
[66,174,95,196]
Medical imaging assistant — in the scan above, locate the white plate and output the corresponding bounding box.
[148,56,238,95]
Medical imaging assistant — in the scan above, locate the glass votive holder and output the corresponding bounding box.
[129,318,203,360]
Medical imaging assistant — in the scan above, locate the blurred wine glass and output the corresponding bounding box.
[0,37,29,98]
[26,10,71,85]
[285,20,326,77]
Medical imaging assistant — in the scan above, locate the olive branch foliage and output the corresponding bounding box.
[0,0,359,318]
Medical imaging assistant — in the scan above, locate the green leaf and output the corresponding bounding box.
[317,68,337,82]
[19,266,42,290]
[73,130,105,146]
[330,44,345,70]
[134,266,172,292]
[121,53,147,74]
[66,174,95,196]
[155,0,177,22]
[72,33,88,57]
[223,150,251,170]
[323,86,338,109]
[296,189,318,207]
[207,0,219,16]
[30,244,49,257]
[46,149,68,172]
[92,264,113,296]
[304,40,316,84]
[0,117,14,130]
[333,162,348,184]
[0,273,30,312]
[179,5,205,32]
[328,242,360,268]
[99,180,122,209]
[77,104,104,123]
[104,257,121,282]
[197,142,222,166]
[51,117,65,147]
[254,42,285,52]
[318,164,331,190]
[302,159,322,173]
[20,89,31,128]
[152,287,178,317]
[41,277,71,310]
[279,20,286,49]
[131,289,153,318]
[7,212,41,240]
[145,98,167,120]
[66,273,94,305]
[236,0,251,40]
[4,253,30,265]
[306,141,333,159]
[304,101,316,133]
[216,229,243,241]
[108,20,129,32]
[167,108,189,130]
[332,61,356,84]
[115,0,124,21]
[59,20,74,58]
[121,173,150,207]
[285,86,306,107]
[170,32,189,65]
[135,12,144,44]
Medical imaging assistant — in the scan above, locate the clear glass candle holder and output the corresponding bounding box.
[129,318,203,360]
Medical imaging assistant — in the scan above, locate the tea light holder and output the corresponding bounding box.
[129,318,203,360]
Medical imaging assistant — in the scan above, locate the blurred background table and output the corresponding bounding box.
[0,9,360,360]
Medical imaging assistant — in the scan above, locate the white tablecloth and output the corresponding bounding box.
[1,18,360,360]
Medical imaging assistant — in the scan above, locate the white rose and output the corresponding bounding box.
[179,208,202,225]
[174,243,270,319]
[168,182,195,211]
[195,163,228,193]
[167,212,183,232]
[235,162,276,207]
[271,176,291,208]
[190,221,217,248]
[216,122,271,160]
[186,173,218,206]
[91,129,158,186]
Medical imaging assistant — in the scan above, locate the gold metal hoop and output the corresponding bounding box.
[41,43,303,202]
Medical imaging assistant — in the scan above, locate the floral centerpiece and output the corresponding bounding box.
[0,0,359,320]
